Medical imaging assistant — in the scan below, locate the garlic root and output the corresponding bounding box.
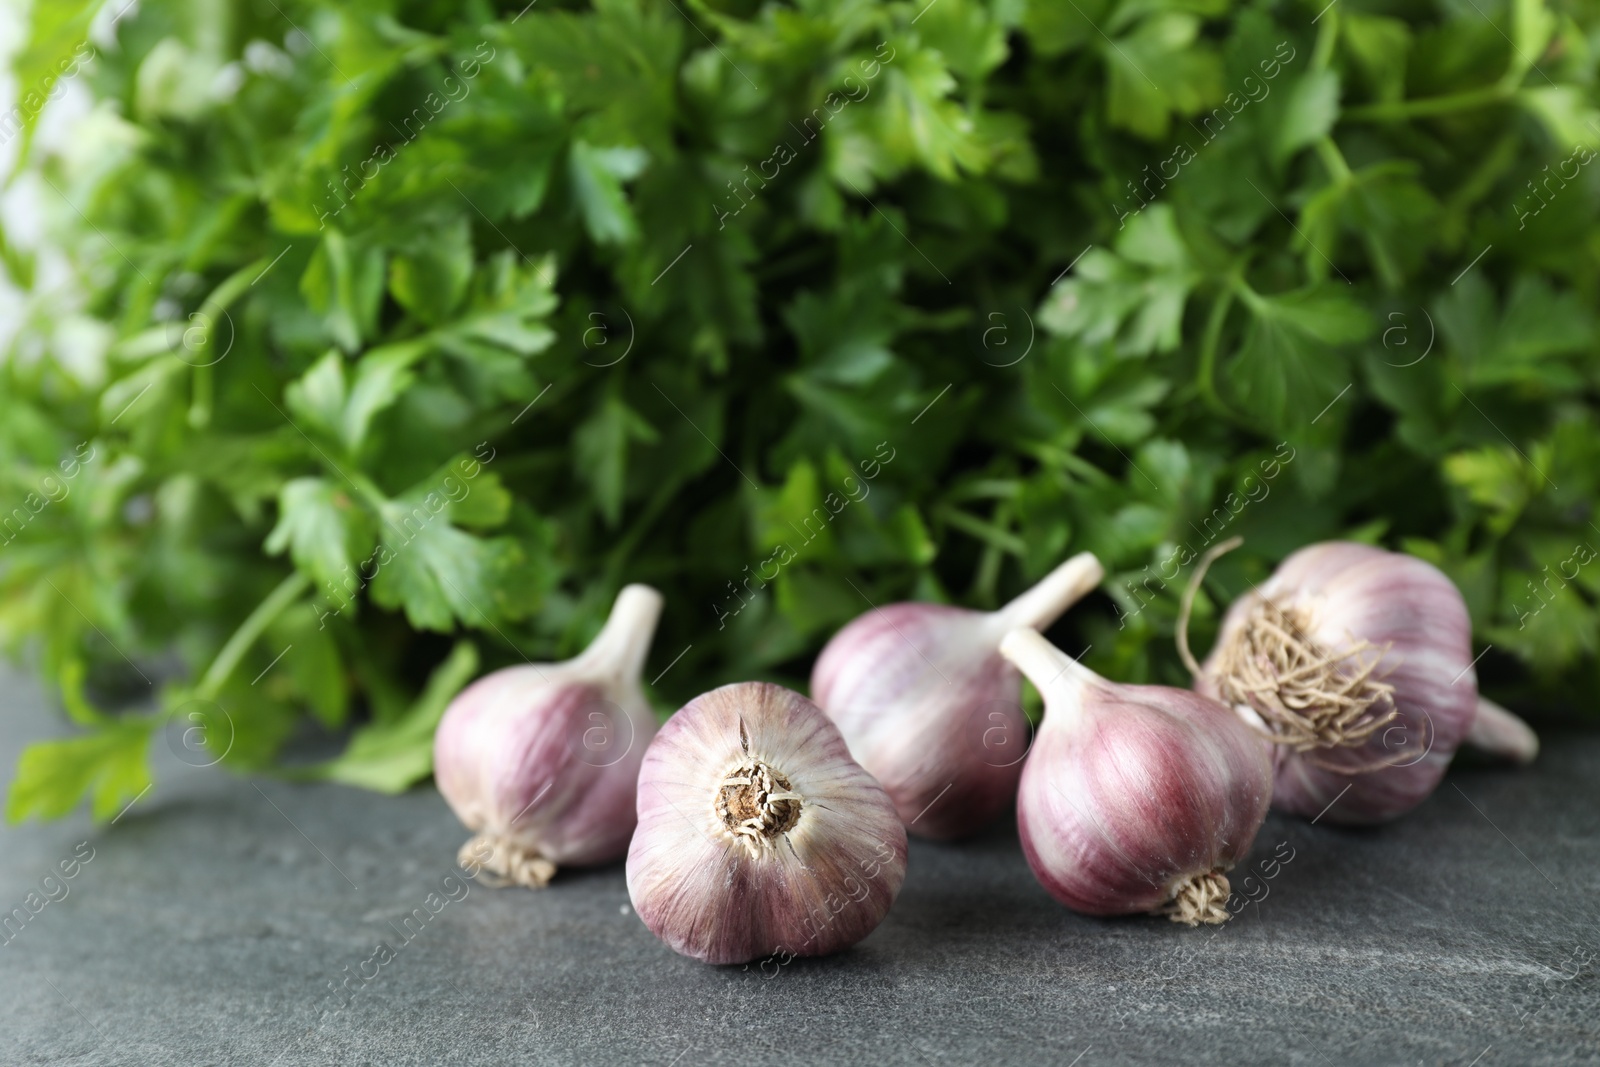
[459,832,557,889]
[1178,536,1398,752]
[1465,697,1539,765]
[1209,596,1398,751]
[715,757,804,854]
[1164,870,1231,926]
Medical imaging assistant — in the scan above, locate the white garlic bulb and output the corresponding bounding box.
[627,681,907,964]
[433,584,663,887]
[1001,628,1272,925]
[1185,541,1490,824]
[811,552,1104,839]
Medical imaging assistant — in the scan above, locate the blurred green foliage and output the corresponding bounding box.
[2,0,1598,820]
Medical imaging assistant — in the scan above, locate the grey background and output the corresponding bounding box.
[0,663,1594,1067]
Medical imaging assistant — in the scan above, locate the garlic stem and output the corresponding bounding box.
[989,552,1104,634]
[573,584,664,681]
[1466,696,1539,765]
[999,627,1094,704]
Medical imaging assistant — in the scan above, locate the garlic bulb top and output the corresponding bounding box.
[1001,628,1272,924]
[810,552,1104,839]
[627,681,908,965]
[433,584,663,887]
[1191,541,1478,824]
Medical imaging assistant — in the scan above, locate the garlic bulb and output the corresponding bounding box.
[810,552,1104,839]
[433,584,663,887]
[1183,540,1483,824]
[1000,628,1272,925]
[627,681,907,964]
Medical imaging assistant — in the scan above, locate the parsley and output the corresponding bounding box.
[3,0,1597,820]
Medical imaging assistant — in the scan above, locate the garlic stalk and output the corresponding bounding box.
[810,551,1104,839]
[1466,696,1539,765]
[1181,539,1509,824]
[432,584,663,887]
[627,681,907,964]
[1000,628,1272,924]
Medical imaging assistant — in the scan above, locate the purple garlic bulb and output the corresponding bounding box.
[627,682,907,965]
[1000,628,1272,925]
[1188,541,1496,824]
[433,584,663,887]
[810,552,1104,840]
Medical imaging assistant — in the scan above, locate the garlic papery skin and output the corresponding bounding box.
[810,551,1104,840]
[1466,697,1539,765]
[1190,542,1478,825]
[626,681,908,965]
[999,628,1271,925]
[432,584,663,888]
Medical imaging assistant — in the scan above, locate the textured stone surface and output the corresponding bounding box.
[0,664,1595,1067]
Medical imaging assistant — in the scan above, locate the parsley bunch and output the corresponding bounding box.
[3,0,1597,821]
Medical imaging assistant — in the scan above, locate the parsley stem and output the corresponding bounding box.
[1344,85,1510,122]
[602,475,681,590]
[349,472,394,517]
[186,258,267,430]
[971,499,1012,606]
[936,504,1026,556]
[1311,8,1338,71]
[190,363,213,429]
[197,571,312,700]
[1197,287,1237,422]
[1446,130,1521,214]
[1315,137,1352,185]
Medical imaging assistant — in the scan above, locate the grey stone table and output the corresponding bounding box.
[0,663,1595,1067]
